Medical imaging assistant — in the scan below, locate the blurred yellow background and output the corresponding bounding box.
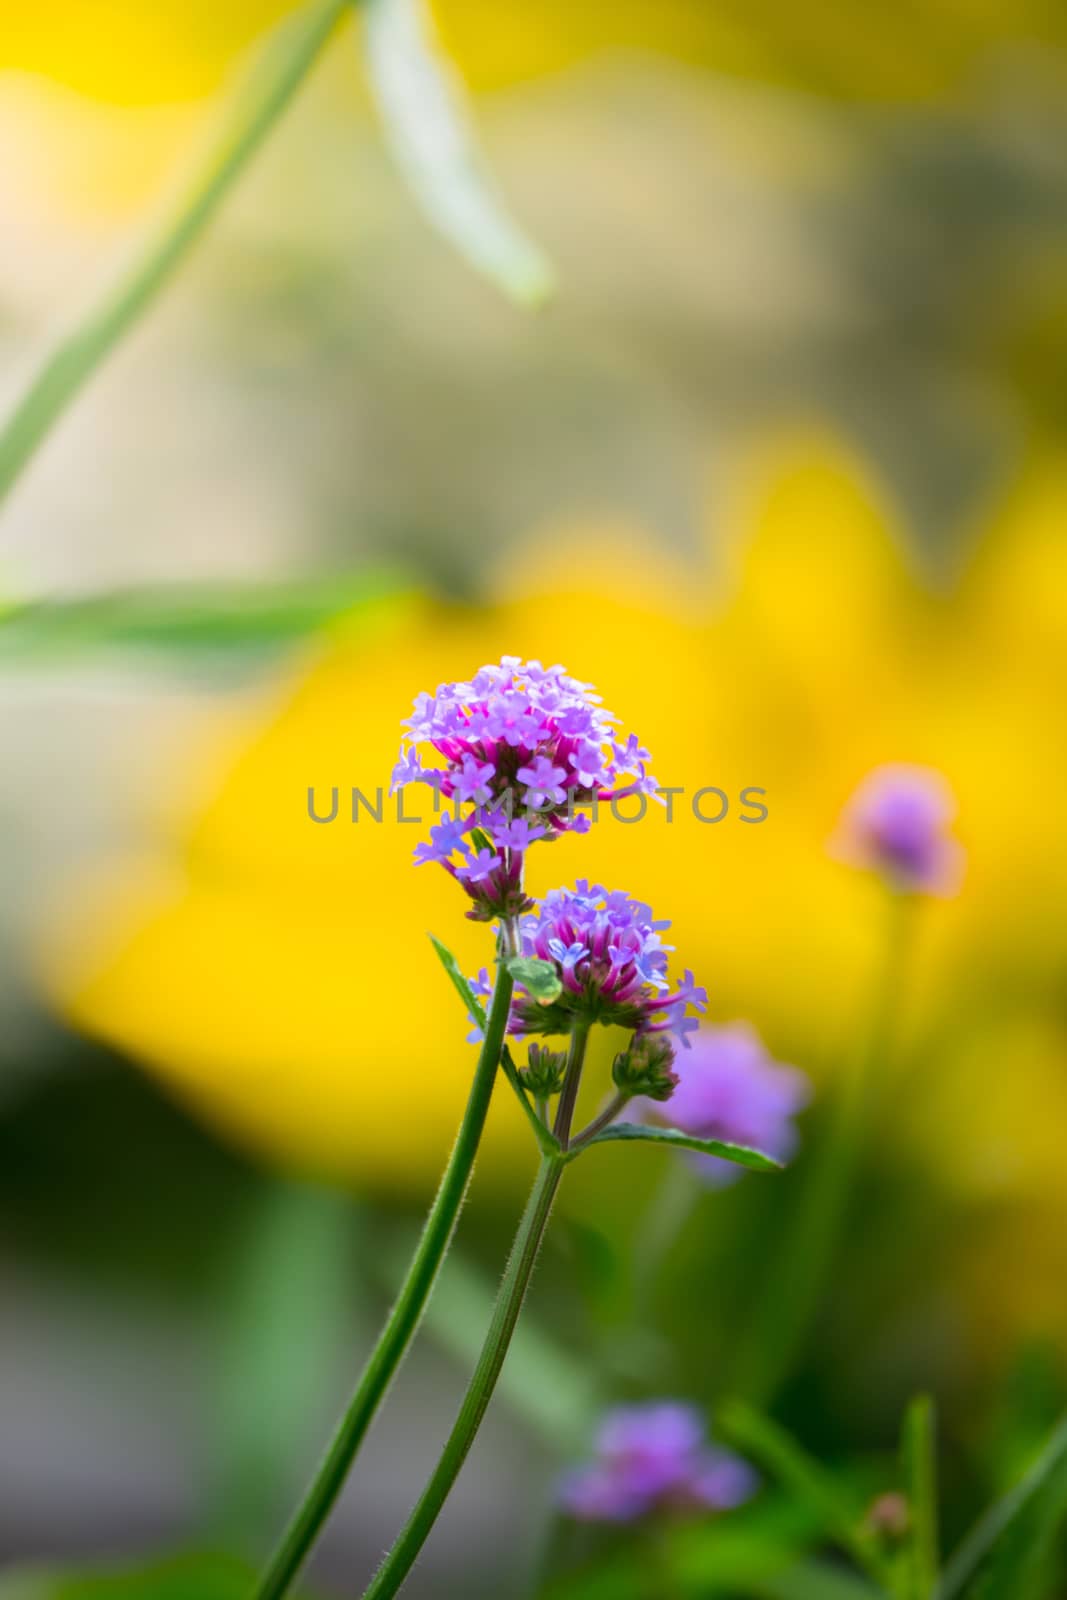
[2,0,1067,1588]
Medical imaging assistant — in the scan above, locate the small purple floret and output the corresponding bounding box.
[831,764,964,895]
[558,1401,757,1524]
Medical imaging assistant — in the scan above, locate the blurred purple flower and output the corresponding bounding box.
[831,764,964,895]
[559,1401,757,1524]
[648,1023,809,1185]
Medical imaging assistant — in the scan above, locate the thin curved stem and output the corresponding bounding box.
[360,1020,591,1599]
[571,1090,628,1148]
[253,934,517,1600]
[0,0,349,510]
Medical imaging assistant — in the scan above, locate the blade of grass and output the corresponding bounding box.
[362,0,554,306]
[0,0,349,510]
[719,1401,895,1592]
[374,1237,601,1452]
[939,1412,1067,1599]
[901,1396,939,1600]
[0,570,401,662]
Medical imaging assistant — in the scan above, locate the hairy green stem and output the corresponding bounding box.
[361,1021,591,1599]
[0,0,349,510]
[361,1154,564,1599]
[253,929,517,1600]
[553,1018,592,1147]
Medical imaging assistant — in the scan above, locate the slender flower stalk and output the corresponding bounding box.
[733,886,915,1406]
[253,925,518,1600]
[734,766,962,1404]
[360,1022,591,1600]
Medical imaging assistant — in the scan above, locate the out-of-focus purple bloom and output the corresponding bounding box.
[558,1402,757,1524]
[508,882,704,1048]
[647,1023,809,1185]
[393,658,657,920]
[831,764,964,895]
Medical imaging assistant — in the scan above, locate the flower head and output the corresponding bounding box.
[394,658,656,919]
[831,764,964,895]
[647,1023,809,1185]
[508,882,704,1046]
[558,1401,757,1524]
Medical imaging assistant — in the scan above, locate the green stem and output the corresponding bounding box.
[361,1153,566,1599]
[553,1018,592,1147]
[733,889,916,1405]
[0,0,349,509]
[361,1020,591,1599]
[572,1090,628,1147]
[253,933,517,1600]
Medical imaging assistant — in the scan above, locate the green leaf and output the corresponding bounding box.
[361,0,555,308]
[506,955,563,1005]
[940,1412,1067,1600]
[900,1395,939,1600]
[0,0,349,508]
[0,571,402,664]
[718,1402,895,1591]
[428,933,486,1030]
[574,1121,782,1173]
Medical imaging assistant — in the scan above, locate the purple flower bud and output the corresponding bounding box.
[648,1023,809,1185]
[558,1402,756,1524]
[831,764,964,895]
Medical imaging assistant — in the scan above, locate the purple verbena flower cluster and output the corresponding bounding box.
[509,882,706,1047]
[646,1023,809,1186]
[393,658,656,919]
[558,1402,757,1524]
[831,764,964,896]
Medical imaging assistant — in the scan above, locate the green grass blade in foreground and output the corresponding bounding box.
[0,0,349,510]
[719,1402,894,1591]
[900,1396,939,1600]
[252,952,515,1600]
[0,571,402,664]
[939,1411,1067,1600]
[362,0,555,307]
